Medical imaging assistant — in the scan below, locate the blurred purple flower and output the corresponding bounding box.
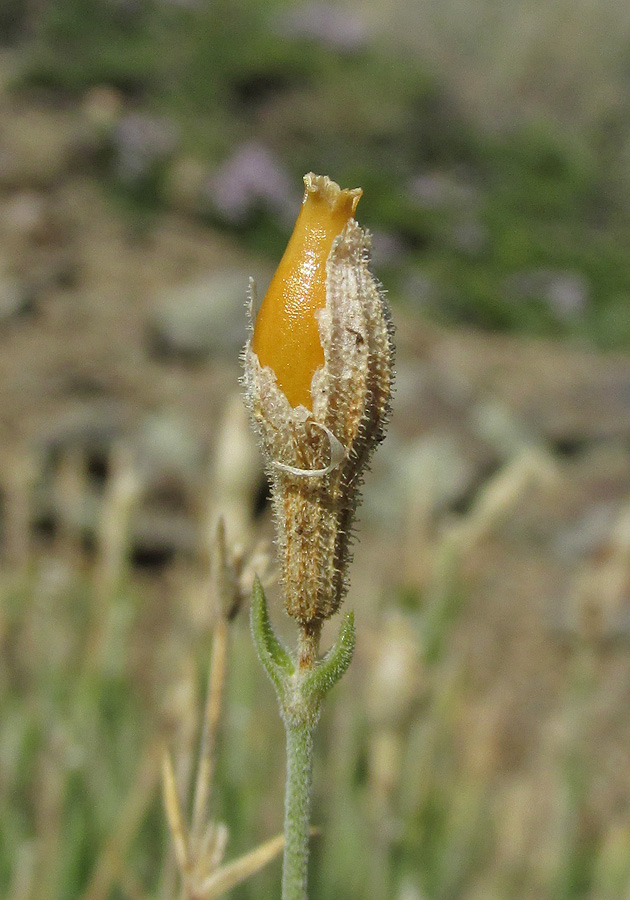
[276,3,369,52]
[113,113,179,183]
[205,142,296,225]
[547,272,589,320]
[409,172,479,210]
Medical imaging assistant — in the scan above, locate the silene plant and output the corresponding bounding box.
[242,173,394,900]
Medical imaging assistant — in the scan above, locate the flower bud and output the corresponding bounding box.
[252,174,361,410]
[243,173,393,625]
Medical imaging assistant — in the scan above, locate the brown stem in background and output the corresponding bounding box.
[190,615,228,846]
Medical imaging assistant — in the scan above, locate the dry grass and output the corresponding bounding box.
[1,383,630,900]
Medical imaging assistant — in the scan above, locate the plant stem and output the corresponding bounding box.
[282,705,317,900]
[297,621,322,671]
[250,581,355,900]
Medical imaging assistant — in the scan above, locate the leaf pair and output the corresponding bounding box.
[250,577,355,716]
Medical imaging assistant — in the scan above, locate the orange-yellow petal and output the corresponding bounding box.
[252,173,362,410]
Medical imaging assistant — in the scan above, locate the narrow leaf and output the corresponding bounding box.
[250,577,294,694]
[304,611,355,701]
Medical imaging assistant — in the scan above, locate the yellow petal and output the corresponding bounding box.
[252,173,362,410]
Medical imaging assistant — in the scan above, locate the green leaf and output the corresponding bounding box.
[303,611,355,702]
[250,578,294,697]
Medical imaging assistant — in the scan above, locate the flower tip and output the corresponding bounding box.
[302,172,362,218]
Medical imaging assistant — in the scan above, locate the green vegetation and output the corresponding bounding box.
[7,0,630,348]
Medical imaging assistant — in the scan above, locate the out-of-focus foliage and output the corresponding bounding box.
[5,0,630,347]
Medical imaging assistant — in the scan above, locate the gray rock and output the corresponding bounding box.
[546,271,589,320]
[112,113,179,185]
[4,191,48,242]
[34,402,130,457]
[363,431,478,528]
[148,270,268,361]
[0,272,34,323]
[32,479,200,559]
[0,111,77,188]
[424,325,630,446]
[30,406,206,560]
[503,268,589,321]
[132,413,205,483]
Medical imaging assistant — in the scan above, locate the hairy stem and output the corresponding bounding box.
[250,581,355,900]
[282,707,316,900]
[297,620,322,671]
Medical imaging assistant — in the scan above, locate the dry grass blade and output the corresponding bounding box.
[456,447,557,553]
[2,447,37,570]
[93,443,141,605]
[195,833,285,900]
[196,822,229,880]
[81,745,161,900]
[161,747,189,872]
[190,614,228,845]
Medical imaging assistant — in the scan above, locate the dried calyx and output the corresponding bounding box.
[243,173,393,628]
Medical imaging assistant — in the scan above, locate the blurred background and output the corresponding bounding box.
[2,1,630,898]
